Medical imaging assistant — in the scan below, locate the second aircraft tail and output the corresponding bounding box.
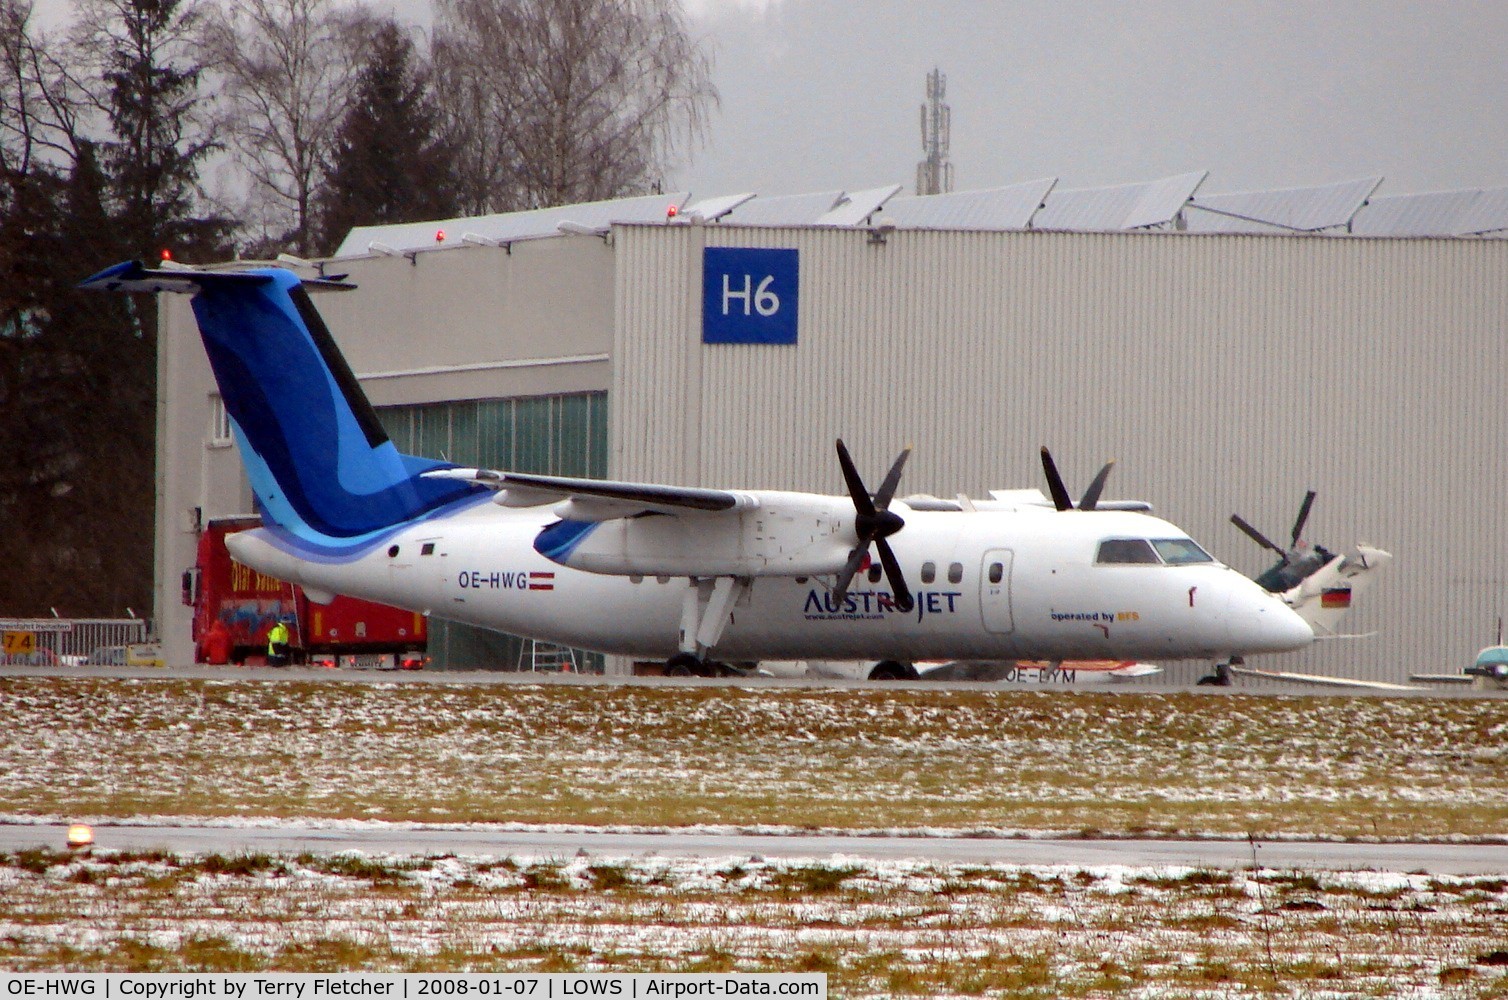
[1279,545,1393,637]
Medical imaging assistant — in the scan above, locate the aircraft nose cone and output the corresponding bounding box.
[1226,583,1315,653]
[1269,602,1318,652]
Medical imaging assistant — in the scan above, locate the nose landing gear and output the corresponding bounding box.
[1197,655,1242,686]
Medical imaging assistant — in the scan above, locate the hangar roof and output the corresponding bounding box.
[334,174,1508,257]
[336,192,688,257]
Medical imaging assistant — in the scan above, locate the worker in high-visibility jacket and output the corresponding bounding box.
[267,618,292,667]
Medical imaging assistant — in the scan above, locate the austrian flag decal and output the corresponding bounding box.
[529,572,556,591]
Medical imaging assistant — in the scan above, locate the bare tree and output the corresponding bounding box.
[432,0,716,214]
[0,1,88,177]
[198,0,369,255]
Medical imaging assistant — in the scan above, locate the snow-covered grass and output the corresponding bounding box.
[3,678,1507,838]
[2,847,1506,996]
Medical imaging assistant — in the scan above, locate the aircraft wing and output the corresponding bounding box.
[981,489,1152,512]
[423,468,758,520]
[1228,665,1417,691]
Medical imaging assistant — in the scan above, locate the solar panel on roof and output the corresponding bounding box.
[1034,184,1141,231]
[723,191,845,225]
[1122,171,1207,229]
[678,193,756,222]
[1350,190,1482,236]
[815,184,903,226]
[877,179,1057,230]
[1033,173,1205,231]
[1451,187,1508,235]
[1186,177,1381,232]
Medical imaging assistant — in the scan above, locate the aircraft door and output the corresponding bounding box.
[408,537,450,613]
[980,549,1014,634]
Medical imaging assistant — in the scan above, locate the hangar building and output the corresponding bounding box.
[155,175,1508,682]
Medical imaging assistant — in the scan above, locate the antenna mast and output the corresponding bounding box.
[917,67,953,195]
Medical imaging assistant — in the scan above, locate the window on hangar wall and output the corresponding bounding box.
[376,392,608,479]
[374,391,610,672]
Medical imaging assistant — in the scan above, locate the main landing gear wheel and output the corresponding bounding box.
[664,653,702,677]
[868,660,918,681]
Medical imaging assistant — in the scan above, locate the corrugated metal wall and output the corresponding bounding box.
[377,393,609,671]
[612,224,1508,683]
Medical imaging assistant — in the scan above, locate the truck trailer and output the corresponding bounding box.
[184,516,427,668]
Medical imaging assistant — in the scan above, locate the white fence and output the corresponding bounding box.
[0,618,153,665]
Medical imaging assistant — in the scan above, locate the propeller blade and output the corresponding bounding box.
[872,446,912,511]
[1290,490,1317,547]
[875,538,913,613]
[835,439,876,517]
[1040,446,1073,511]
[1079,461,1115,512]
[831,546,870,604]
[1231,513,1287,558]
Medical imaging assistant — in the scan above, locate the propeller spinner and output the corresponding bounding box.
[833,439,914,613]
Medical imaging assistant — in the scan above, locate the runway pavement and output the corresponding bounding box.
[4,823,1506,873]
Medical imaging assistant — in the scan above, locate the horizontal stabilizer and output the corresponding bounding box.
[78,260,354,295]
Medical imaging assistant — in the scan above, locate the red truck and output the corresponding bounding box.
[183,516,428,668]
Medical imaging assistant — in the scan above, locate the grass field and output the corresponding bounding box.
[2,846,1507,997]
[4,676,1507,996]
[2,677,1506,838]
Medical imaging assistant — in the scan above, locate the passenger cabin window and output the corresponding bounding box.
[1095,538,1161,564]
[921,561,936,584]
[1152,538,1215,565]
[988,562,1003,584]
[947,562,963,584]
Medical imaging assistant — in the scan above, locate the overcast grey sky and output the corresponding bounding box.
[660,0,1508,200]
[33,0,1508,200]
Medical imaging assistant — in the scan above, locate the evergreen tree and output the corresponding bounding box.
[315,20,456,255]
[82,0,230,269]
[0,0,230,617]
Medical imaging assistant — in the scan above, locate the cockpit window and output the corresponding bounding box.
[1151,538,1215,565]
[1095,538,1160,564]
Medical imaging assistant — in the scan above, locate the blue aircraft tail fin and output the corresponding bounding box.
[80,261,478,556]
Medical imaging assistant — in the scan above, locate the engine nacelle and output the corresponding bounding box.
[534,491,854,577]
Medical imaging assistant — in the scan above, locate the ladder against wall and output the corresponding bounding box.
[518,639,578,673]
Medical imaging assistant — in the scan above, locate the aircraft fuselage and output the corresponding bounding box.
[231,499,1313,663]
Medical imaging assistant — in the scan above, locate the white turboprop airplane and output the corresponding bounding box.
[83,261,1318,675]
